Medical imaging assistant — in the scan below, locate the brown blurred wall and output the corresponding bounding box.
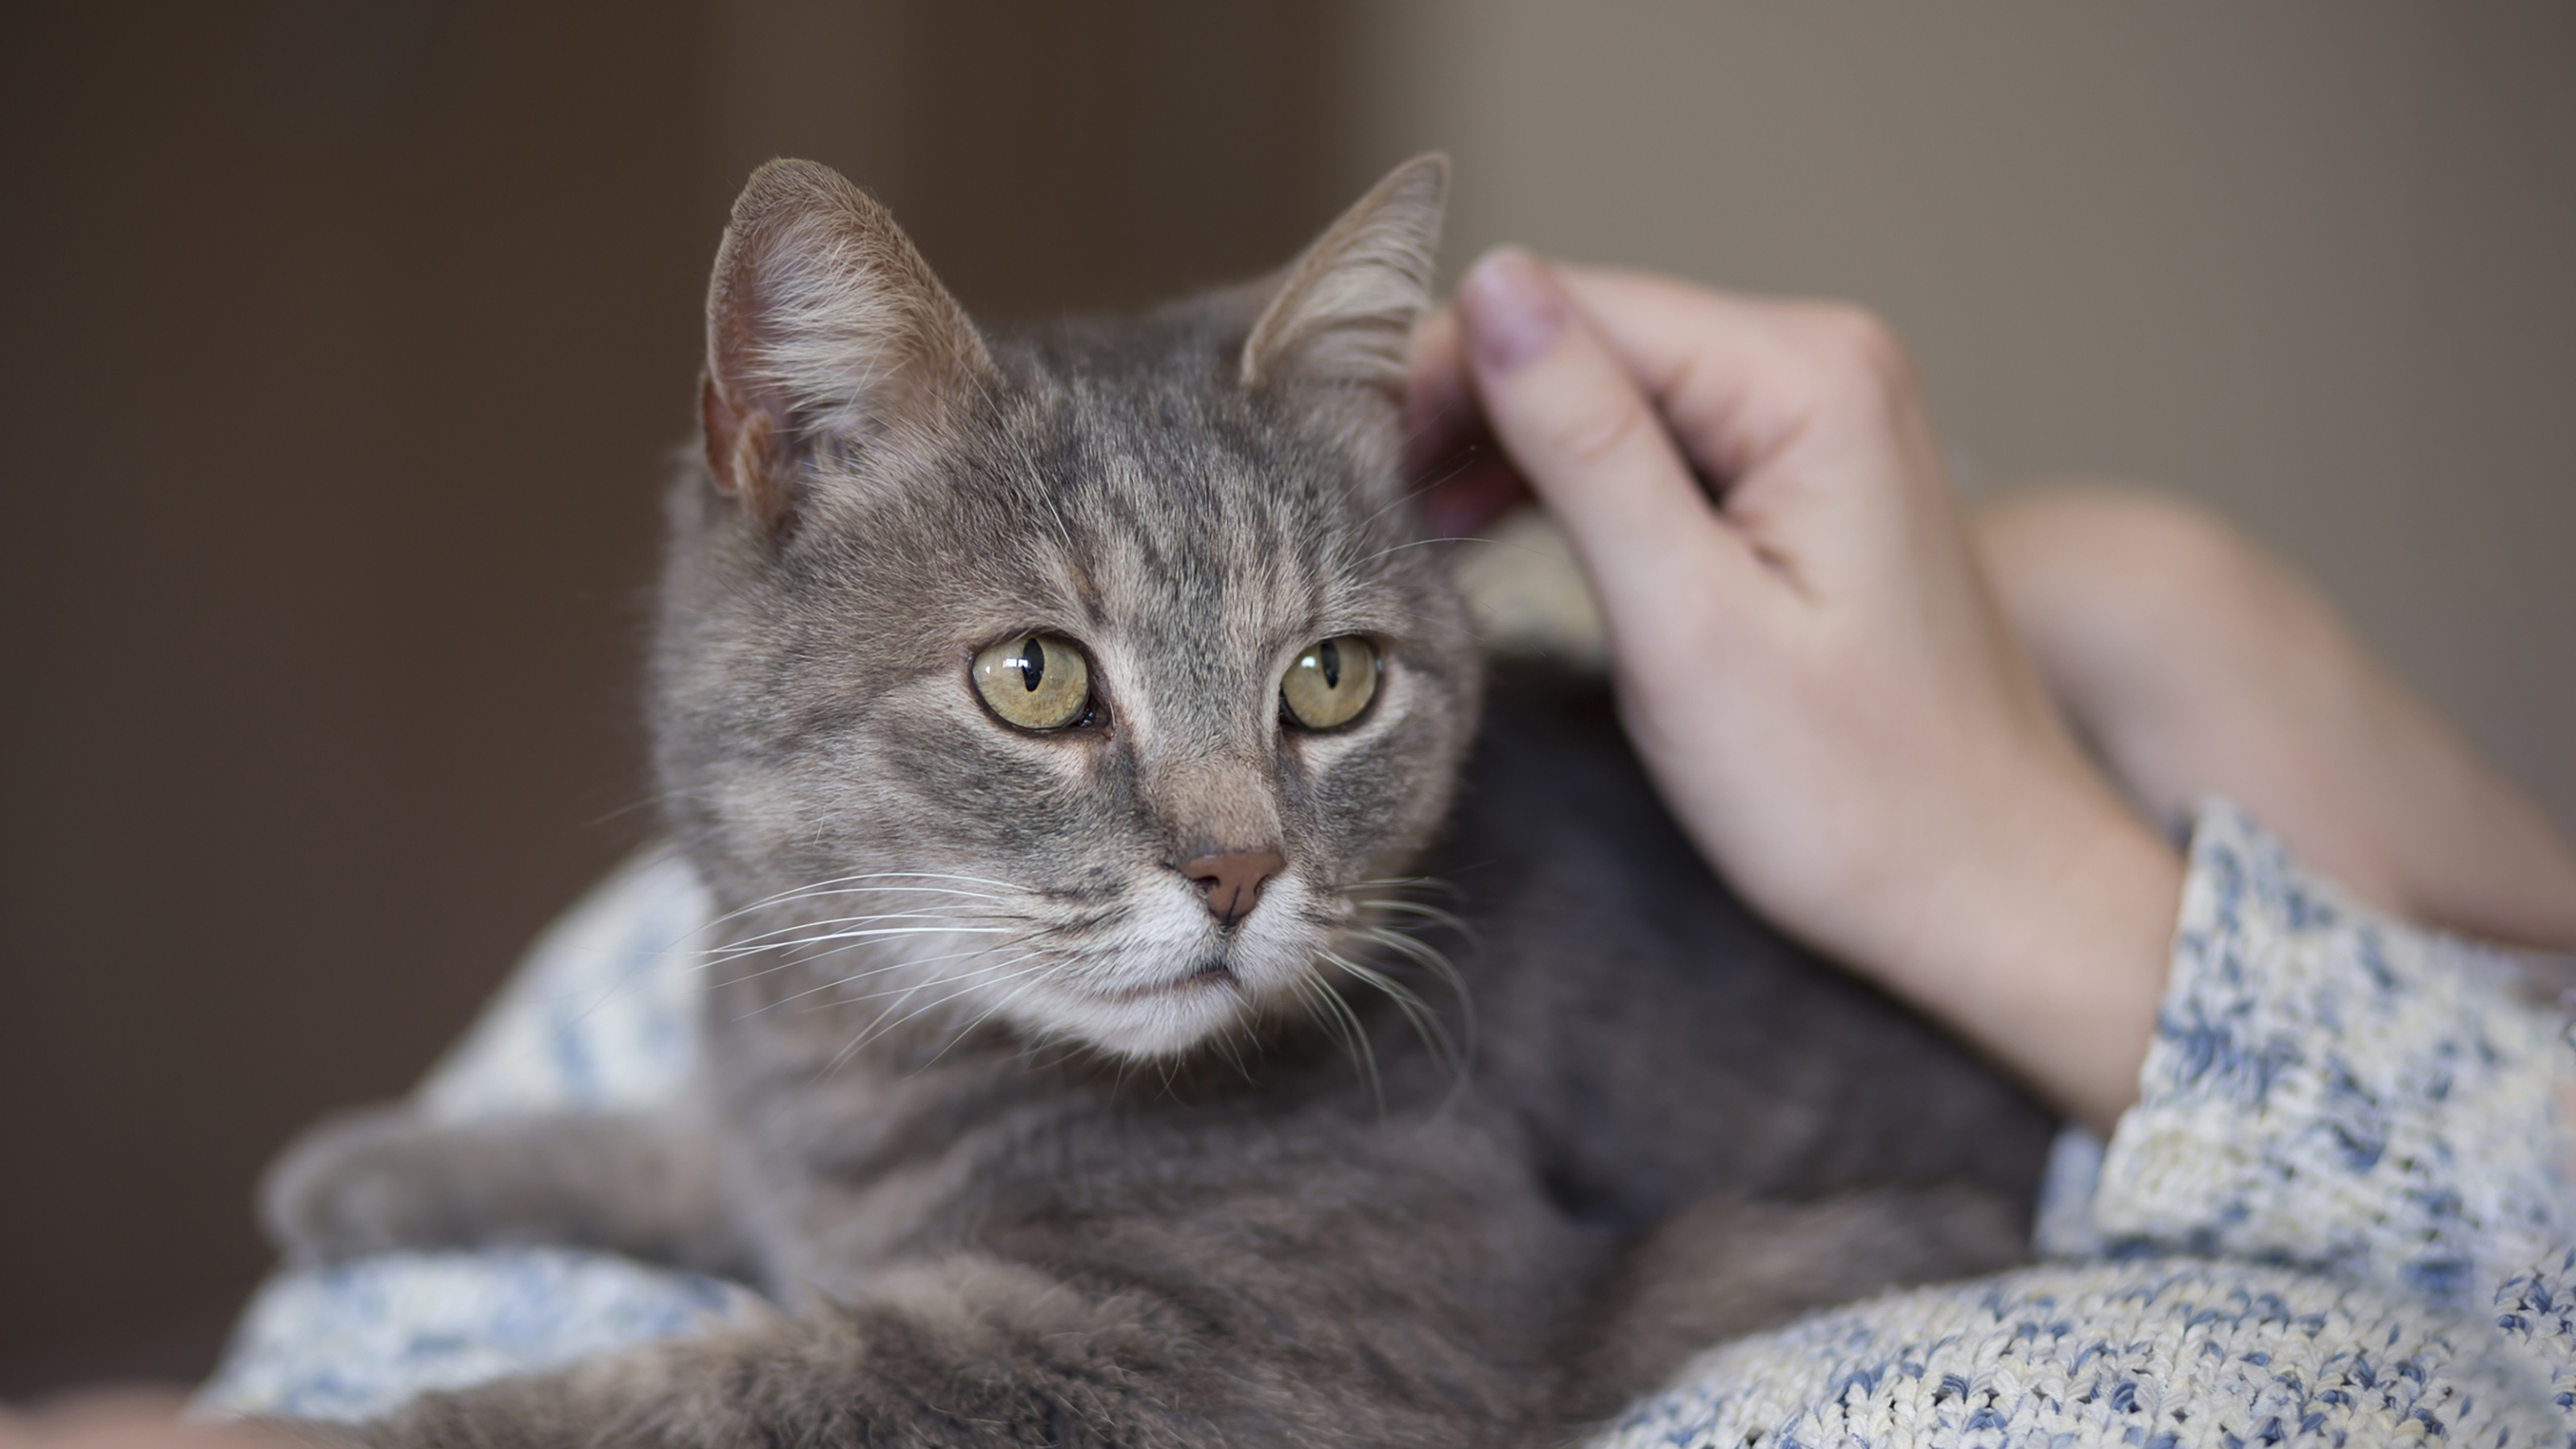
[0,1,712,1393]
[4,0,2569,1398]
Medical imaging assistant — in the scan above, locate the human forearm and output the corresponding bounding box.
[1854,766,2182,1139]
[1978,485,2576,954]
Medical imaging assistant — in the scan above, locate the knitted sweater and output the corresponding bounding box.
[1601,804,2575,1448]
[202,806,2576,1447]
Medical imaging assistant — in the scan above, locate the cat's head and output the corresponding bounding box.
[652,156,1478,1063]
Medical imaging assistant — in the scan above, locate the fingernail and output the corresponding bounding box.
[1460,249,1568,374]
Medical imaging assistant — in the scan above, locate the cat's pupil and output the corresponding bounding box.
[1019,639,1044,692]
[1318,638,1341,690]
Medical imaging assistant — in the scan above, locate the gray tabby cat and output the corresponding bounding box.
[264,155,2053,1448]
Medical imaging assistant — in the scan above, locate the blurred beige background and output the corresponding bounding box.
[1337,0,2576,835]
[4,0,2566,1397]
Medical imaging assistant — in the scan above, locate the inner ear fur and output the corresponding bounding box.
[700,159,996,534]
[1240,155,1449,396]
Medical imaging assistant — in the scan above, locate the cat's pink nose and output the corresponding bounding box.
[1182,849,1286,925]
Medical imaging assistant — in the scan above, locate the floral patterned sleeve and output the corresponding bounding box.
[2088,802,2575,1307]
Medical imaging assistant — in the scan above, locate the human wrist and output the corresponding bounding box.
[1897,764,2184,1137]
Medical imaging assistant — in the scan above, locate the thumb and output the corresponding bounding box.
[1455,250,1761,632]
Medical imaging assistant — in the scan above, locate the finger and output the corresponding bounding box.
[1553,266,1921,488]
[1552,265,1955,582]
[1454,249,1761,623]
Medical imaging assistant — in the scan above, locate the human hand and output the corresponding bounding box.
[1414,255,2183,1134]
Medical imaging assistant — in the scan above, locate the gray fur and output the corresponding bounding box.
[265,156,2053,1448]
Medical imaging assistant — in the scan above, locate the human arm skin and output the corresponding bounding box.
[1418,254,2182,1136]
[0,1393,298,1449]
[1975,485,2576,956]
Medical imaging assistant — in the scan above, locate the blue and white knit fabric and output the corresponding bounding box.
[1597,803,2576,1448]
[196,848,753,1422]
[203,808,2576,1447]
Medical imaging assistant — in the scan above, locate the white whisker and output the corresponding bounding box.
[821,960,1055,1076]
[1322,949,1462,1087]
[1300,973,1384,1112]
[752,943,1040,1014]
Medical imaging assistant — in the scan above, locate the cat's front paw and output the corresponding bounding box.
[260,1104,484,1263]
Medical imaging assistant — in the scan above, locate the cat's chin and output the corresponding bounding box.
[1014,969,1261,1061]
[992,876,1337,1061]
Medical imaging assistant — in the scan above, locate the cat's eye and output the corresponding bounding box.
[972,634,1094,732]
[1280,636,1379,730]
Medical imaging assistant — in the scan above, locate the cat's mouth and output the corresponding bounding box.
[1019,888,1323,1057]
[1100,958,1236,1004]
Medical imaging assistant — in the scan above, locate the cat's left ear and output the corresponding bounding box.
[1239,155,1447,396]
[700,159,997,535]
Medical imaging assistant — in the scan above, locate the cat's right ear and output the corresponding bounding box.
[1239,154,1447,396]
[700,159,995,535]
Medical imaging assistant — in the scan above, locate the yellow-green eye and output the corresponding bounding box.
[1281,636,1379,730]
[972,635,1092,731]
